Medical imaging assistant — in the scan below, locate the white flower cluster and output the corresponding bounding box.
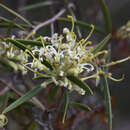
[24,28,95,95]
[0,36,28,74]
[117,20,130,39]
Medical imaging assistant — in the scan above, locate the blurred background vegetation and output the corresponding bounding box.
[0,0,130,130]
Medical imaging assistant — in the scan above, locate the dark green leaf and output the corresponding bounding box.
[62,91,69,124]
[92,34,111,54]
[0,3,32,26]
[6,19,16,37]
[0,93,9,113]
[16,39,51,47]
[100,0,112,34]
[101,75,112,130]
[101,44,112,130]
[3,87,43,114]
[5,38,30,51]
[71,102,91,112]
[57,17,105,34]
[0,23,31,30]
[48,85,59,103]
[0,16,26,31]
[67,75,93,95]
[0,58,13,71]
[20,1,56,11]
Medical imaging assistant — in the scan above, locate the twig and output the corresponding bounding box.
[32,8,65,33]
[0,87,9,96]
[30,3,73,35]
[0,79,23,97]
[25,8,66,39]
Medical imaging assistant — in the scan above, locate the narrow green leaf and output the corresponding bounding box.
[0,16,26,30]
[57,17,105,34]
[67,75,93,95]
[101,75,112,130]
[62,91,69,124]
[0,58,13,70]
[20,1,56,11]
[101,47,112,130]
[16,39,51,47]
[0,16,11,22]
[0,93,9,113]
[92,34,111,54]
[2,87,43,114]
[0,3,32,26]
[6,19,16,37]
[16,39,43,46]
[71,102,91,112]
[5,38,30,51]
[100,0,112,34]
[0,23,31,30]
[48,85,59,103]
[20,2,44,11]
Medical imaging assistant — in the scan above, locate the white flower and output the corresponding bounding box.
[23,27,97,95]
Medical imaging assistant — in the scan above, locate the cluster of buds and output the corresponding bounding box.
[117,20,130,39]
[0,36,28,74]
[0,114,8,128]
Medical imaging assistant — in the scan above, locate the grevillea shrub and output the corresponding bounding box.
[0,2,130,130]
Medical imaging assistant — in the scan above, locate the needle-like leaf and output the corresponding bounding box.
[71,102,91,112]
[92,34,111,54]
[3,87,43,114]
[67,75,93,95]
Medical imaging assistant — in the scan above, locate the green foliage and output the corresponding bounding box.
[48,85,59,103]
[101,75,112,130]
[57,17,105,34]
[71,102,91,112]
[92,34,111,54]
[2,87,43,114]
[67,75,93,95]
[0,3,32,26]
[0,2,129,130]
[62,91,69,124]
[100,0,112,34]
